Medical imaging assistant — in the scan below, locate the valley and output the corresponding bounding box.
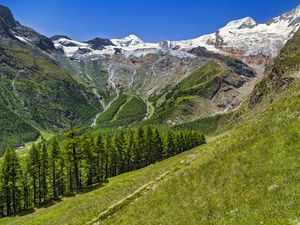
[0,2,299,224]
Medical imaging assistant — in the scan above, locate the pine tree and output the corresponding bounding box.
[124,130,134,172]
[64,129,81,192]
[164,131,175,157]
[144,126,153,165]
[57,147,66,196]
[103,134,111,179]
[40,143,48,202]
[133,127,145,169]
[48,138,62,198]
[80,132,95,185]
[152,129,163,162]
[113,131,125,175]
[21,165,31,210]
[110,133,119,177]
[1,147,22,215]
[28,144,40,205]
[94,133,105,182]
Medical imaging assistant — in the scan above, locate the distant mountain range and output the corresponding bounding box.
[52,6,300,64]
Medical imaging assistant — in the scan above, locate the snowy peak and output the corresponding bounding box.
[221,17,257,30]
[268,5,300,26]
[51,4,300,64]
[111,34,144,47]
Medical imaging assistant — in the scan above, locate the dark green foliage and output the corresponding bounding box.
[97,94,147,127]
[1,147,22,216]
[0,44,100,151]
[96,93,128,123]
[173,115,222,134]
[0,103,40,156]
[0,127,205,218]
[115,96,147,124]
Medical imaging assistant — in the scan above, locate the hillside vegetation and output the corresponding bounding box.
[0,44,101,152]
[1,74,299,225]
[0,127,205,220]
[96,93,147,127]
[148,62,223,124]
[1,28,299,225]
[0,102,39,155]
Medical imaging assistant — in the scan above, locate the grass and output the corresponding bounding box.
[102,73,300,225]
[2,70,300,225]
[115,96,147,122]
[96,93,128,124]
[97,94,147,127]
[173,114,223,135]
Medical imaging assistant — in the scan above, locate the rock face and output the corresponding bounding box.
[0,5,16,27]
[0,5,56,52]
[86,38,115,50]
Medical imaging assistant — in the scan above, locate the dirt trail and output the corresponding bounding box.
[86,171,170,225]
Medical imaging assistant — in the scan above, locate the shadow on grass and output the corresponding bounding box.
[78,180,109,194]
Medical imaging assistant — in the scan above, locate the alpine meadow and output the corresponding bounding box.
[0,1,300,224]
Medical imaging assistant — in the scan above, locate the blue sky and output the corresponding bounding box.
[1,0,299,42]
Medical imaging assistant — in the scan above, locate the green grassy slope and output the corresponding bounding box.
[97,93,147,127]
[96,93,128,124]
[2,30,300,225]
[113,96,147,124]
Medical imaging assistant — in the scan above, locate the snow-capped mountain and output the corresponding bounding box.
[173,6,300,63]
[53,5,300,64]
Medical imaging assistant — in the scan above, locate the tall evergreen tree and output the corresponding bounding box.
[40,143,48,202]
[144,126,153,165]
[152,129,163,162]
[113,131,125,175]
[64,130,81,192]
[164,131,175,157]
[1,147,22,215]
[94,133,105,182]
[124,130,134,172]
[103,134,112,179]
[28,144,40,205]
[133,127,145,169]
[80,132,95,185]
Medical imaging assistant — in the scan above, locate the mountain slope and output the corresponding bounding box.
[147,56,254,125]
[250,28,300,108]
[1,26,300,225]
[2,66,299,225]
[49,6,300,129]
[0,6,102,152]
[0,102,39,155]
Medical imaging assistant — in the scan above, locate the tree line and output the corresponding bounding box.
[0,127,205,217]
